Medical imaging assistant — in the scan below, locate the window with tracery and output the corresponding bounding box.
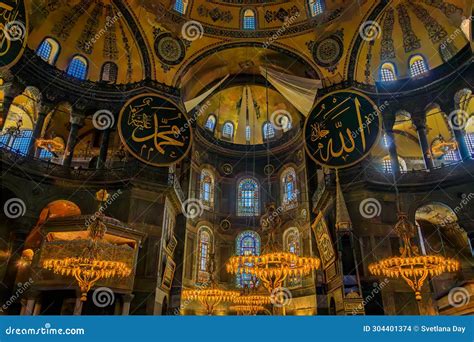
[67,55,88,80]
[281,167,297,209]
[236,231,260,287]
[200,169,214,208]
[237,178,259,216]
[197,227,213,283]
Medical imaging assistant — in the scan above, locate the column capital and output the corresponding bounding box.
[122,293,135,302]
[70,114,85,126]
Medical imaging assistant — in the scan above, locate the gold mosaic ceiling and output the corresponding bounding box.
[24,0,471,89]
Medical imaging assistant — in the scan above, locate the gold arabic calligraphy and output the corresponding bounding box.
[0,1,21,58]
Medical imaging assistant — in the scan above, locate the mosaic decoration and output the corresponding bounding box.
[197,5,233,23]
[380,8,395,61]
[311,213,335,269]
[154,30,189,72]
[221,163,233,175]
[264,6,299,23]
[118,19,133,82]
[396,3,421,53]
[76,2,103,54]
[364,39,375,84]
[118,94,192,167]
[52,0,93,40]
[304,90,381,168]
[103,5,119,60]
[0,0,28,69]
[422,0,463,18]
[408,2,447,44]
[307,33,344,70]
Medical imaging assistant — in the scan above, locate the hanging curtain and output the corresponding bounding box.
[184,74,230,113]
[259,67,322,116]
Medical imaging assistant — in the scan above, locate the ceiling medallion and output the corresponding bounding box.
[307,31,344,71]
[154,32,187,69]
[117,93,192,167]
[264,164,275,175]
[221,163,233,175]
[220,219,231,231]
[304,90,382,168]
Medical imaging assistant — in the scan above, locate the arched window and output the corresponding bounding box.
[237,178,259,216]
[284,227,302,287]
[243,9,256,30]
[204,114,216,132]
[262,121,275,140]
[442,149,460,163]
[173,0,188,14]
[245,125,251,142]
[309,0,324,16]
[36,38,60,64]
[67,55,88,80]
[200,169,214,208]
[382,156,407,173]
[409,55,428,78]
[380,62,397,82]
[222,121,234,139]
[100,62,118,83]
[281,167,297,209]
[236,231,261,287]
[197,227,213,283]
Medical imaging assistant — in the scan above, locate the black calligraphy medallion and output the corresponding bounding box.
[118,93,192,167]
[0,0,28,68]
[304,90,381,168]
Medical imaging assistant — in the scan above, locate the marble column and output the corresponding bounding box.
[73,293,83,316]
[27,104,52,157]
[413,116,434,170]
[63,114,84,167]
[446,107,471,161]
[23,298,35,315]
[96,128,111,169]
[122,294,134,315]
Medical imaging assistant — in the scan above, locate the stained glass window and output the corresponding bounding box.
[243,9,256,30]
[67,56,88,80]
[281,167,297,209]
[237,178,259,216]
[222,122,234,139]
[197,227,212,283]
[236,231,260,287]
[101,62,118,83]
[263,122,275,140]
[310,0,324,16]
[285,228,302,287]
[246,125,251,142]
[409,55,428,78]
[380,63,397,82]
[200,169,214,208]
[205,115,216,131]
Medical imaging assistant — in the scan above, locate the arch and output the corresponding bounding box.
[67,55,88,80]
[36,37,60,64]
[222,121,234,140]
[379,62,397,82]
[199,168,215,208]
[237,177,260,216]
[280,167,298,209]
[235,230,261,287]
[309,0,324,16]
[204,114,216,132]
[100,62,118,83]
[242,9,256,30]
[197,226,213,283]
[409,55,429,78]
[173,0,188,14]
[262,121,275,140]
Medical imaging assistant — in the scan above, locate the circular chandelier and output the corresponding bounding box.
[226,203,320,293]
[226,253,320,292]
[182,253,239,315]
[230,305,267,315]
[42,190,132,301]
[369,213,460,301]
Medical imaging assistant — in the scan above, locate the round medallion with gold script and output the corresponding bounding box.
[304,90,382,168]
[0,0,28,69]
[118,93,192,167]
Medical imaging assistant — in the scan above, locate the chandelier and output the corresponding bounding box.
[369,213,460,301]
[230,286,271,315]
[182,253,239,315]
[226,204,320,293]
[42,190,132,301]
[230,305,267,315]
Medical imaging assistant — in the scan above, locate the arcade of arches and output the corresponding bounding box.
[0,0,473,316]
